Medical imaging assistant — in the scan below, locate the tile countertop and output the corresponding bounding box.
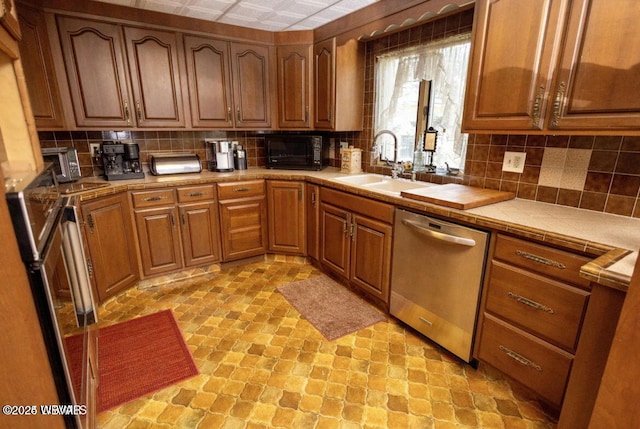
[71,167,640,292]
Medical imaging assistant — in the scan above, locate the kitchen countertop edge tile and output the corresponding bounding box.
[70,167,640,291]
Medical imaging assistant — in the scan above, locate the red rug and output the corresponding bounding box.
[65,309,199,412]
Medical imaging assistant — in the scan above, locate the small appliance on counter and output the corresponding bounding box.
[148,153,202,176]
[265,134,328,170]
[41,147,81,182]
[234,144,247,170]
[101,141,145,181]
[205,139,235,172]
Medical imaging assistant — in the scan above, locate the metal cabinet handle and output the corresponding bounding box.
[227,107,232,122]
[234,187,250,192]
[550,81,566,128]
[124,100,131,125]
[136,99,143,123]
[185,192,205,197]
[236,107,241,122]
[515,250,566,269]
[507,292,554,314]
[142,195,167,202]
[532,85,544,128]
[499,345,542,371]
[181,209,186,226]
[311,191,316,207]
[170,212,175,227]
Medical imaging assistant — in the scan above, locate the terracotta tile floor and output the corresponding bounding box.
[95,256,557,429]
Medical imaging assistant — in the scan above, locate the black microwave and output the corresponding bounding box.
[265,134,329,170]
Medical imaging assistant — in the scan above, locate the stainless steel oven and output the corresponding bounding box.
[5,164,97,428]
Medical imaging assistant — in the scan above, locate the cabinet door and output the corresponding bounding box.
[313,38,334,129]
[57,16,133,128]
[123,27,185,127]
[350,214,392,304]
[319,202,350,278]
[550,0,640,130]
[180,201,221,267]
[230,42,272,128]
[219,197,267,261]
[462,0,567,131]
[277,45,311,128]
[18,5,66,129]
[135,206,183,276]
[183,35,234,128]
[306,183,320,260]
[267,180,306,255]
[80,193,139,302]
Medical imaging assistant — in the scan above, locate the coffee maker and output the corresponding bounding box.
[205,140,234,172]
[101,141,145,181]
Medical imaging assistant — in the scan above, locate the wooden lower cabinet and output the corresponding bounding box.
[217,180,267,261]
[475,234,593,409]
[319,187,393,307]
[132,185,221,277]
[306,183,320,261]
[267,180,306,255]
[80,193,139,302]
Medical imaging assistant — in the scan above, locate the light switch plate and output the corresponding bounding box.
[502,151,526,173]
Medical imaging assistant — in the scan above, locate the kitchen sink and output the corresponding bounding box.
[333,174,387,185]
[331,173,436,195]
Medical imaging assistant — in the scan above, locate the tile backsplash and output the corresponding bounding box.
[465,134,640,218]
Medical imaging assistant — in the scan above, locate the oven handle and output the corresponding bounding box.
[61,204,97,326]
[402,219,476,247]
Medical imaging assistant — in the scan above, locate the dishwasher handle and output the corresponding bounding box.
[402,219,476,247]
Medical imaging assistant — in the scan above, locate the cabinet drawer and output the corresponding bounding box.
[486,260,589,352]
[217,180,264,200]
[493,235,591,288]
[131,189,176,208]
[177,185,215,203]
[478,314,573,407]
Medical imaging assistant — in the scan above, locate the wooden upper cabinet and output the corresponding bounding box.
[313,38,363,131]
[56,16,133,128]
[17,5,66,129]
[277,44,311,129]
[464,0,640,133]
[230,42,273,128]
[551,0,640,130]
[123,27,186,127]
[183,35,233,128]
[463,0,566,131]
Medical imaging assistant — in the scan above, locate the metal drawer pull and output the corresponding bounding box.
[185,192,205,197]
[499,345,542,371]
[419,317,433,327]
[515,250,566,269]
[142,195,168,202]
[507,292,554,314]
[234,187,250,192]
[550,81,566,128]
[532,85,544,128]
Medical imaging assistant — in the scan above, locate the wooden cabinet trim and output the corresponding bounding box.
[320,187,394,224]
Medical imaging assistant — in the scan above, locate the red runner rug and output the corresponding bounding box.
[65,309,198,412]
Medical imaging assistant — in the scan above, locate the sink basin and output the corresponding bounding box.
[331,173,436,195]
[365,179,435,195]
[333,174,386,185]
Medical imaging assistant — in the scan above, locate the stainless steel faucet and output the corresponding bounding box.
[372,130,403,179]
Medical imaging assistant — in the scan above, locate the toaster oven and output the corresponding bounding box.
[41,147,81,183]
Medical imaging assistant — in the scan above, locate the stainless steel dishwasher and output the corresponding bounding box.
[390,209,489,363]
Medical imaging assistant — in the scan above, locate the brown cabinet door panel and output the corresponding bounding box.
[350,215,392,303]
[277,45,311,128]
[124,27,185,127]
[551,0,640,129]
[18,6,66,129]
[230,42,272,128]
[57,16,132,127]
[135,207,182,276]
[267,180,305,255]
[219,197,267,261]
[320,202,350,278]
[180,201,220,267]
[183,35,233,128]
[80,193,139,302]
[306,183,320,260]
[314,39,333,129]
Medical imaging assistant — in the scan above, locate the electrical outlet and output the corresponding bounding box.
[340,141,349,149]
[502,151,526,173]
[89,143,101,157]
